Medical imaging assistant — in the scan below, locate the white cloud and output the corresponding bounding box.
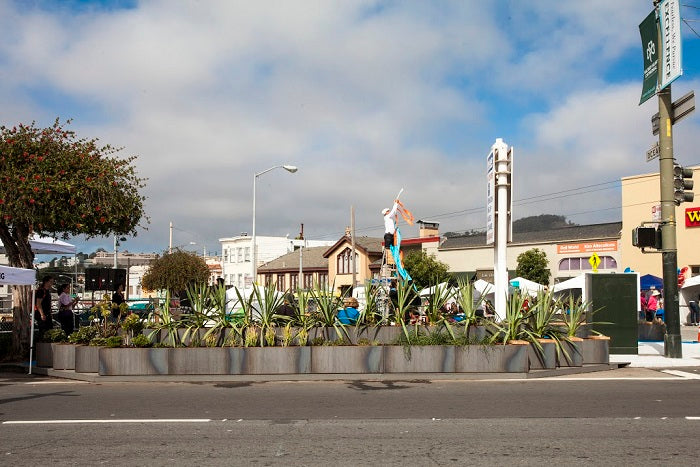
[1,0,688,253]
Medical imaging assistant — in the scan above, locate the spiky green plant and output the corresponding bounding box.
[147,291,182,347]
[423,281,454,325]
[488,291,538,346]
[309,280,348,341]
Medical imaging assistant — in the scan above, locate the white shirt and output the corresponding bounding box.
[59,292,73,308]
[384,202,398,234]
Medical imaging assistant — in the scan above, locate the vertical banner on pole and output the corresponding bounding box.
[486,150,495,245]
[639,9,659,104]
[659,0,682,90]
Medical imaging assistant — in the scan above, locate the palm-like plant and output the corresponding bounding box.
[148,291,182,347]
[309,280,347,341]
[391,278,417,344]
[202,283,238,347]
[180,282,212,347]
[452,278,488,341]
[251,284,285,347]
[423,281,454,326]
[488,291,538,345]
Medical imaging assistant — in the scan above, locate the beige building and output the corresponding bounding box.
[438,222,622,285]
[620,166,700,278]
[257,246,329,292]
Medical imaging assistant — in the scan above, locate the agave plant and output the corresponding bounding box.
[423,280,455,326]
[147,291,182,347]
[309,280,347,341]
[391,278,418,344]
[249,284,285,346]
[488,291,538,346]
[202,283,237,347]
[179,282,212,347]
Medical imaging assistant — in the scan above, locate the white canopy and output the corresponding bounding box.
[0,235,77,255]
[682,275,700,289]
[0,265,36,285]
[473,279,494,297]
[419,282,453,297]
[509,277,545,295]
[552,274,586,293]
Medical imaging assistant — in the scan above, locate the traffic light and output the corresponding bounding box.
[673,164,694,205]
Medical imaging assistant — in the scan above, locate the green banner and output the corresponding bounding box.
[639,10,658,105]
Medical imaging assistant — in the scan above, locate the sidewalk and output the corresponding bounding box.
[610,327,700,368]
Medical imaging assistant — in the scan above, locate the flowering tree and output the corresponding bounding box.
[0,119,146,355]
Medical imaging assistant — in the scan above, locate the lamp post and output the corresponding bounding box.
[114,236,127,269]
[252,164,298,286]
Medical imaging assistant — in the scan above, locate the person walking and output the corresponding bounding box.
[34,275,55,339]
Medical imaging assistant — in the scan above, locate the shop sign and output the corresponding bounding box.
[557,241,618,254]
[685,207,700,227]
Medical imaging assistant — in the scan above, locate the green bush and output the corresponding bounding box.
[43,329,67,343]
[89,337,108,346]
[104,336,123,348]
[310,336,325,346]
[69,326,98,344]
[131,334,152,348]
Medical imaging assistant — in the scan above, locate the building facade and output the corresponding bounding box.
[219,234,334,289]
[620,166,700,278]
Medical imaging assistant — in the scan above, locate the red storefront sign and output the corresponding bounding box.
[686,207,700,227]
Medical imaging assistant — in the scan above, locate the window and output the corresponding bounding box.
[238,274,243,289]
[244,247,250,262]
[318,273,328,287]
[691,265,699,277]
[276,275,285,292]
[304,273,313,289]
[558,256,618,272]
[290,274,298,290]
[336,248,353,275]
[265,275,273,286]
[237,248,243,263]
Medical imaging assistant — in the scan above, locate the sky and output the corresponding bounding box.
[2,0,700,257]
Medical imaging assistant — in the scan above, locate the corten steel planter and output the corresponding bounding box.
[374,326,404,345]
[456,343,530,373]
[582,335,610,364]
[243,346,311,374]
[52,343,76,370]
[99,348,169,375]
[311,345,384,374]
[528,339,556,370]
[169,347,229,375]
[384,345,455,373]
[558,337,584,367]
[75,345,101,373]
[36,342,53,368]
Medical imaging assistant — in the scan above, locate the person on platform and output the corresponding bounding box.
[111,283,126,321]
[382,200,399,249]
[35,275,55,339]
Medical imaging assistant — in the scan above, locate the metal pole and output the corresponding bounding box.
[169,221,173,254]
[113,235,118,269]
[493,139,509,321]
[351,205,357,288]
[657,70,682,357]
[252,173,257,287]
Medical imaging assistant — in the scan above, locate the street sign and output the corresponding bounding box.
[651,90,695,135]
[588,252,601,272]
[652,203,662,222]
[646,142,660,162]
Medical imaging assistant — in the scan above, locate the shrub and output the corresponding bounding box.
[121,313,144,335]
[89,337,108,346]
[69,326,98,344]
[43,328,68,343]
[104,336,123,348]
[131,334,152,348]
[310,336,325,346]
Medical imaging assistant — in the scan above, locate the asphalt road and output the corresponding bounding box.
[2,368,700,466]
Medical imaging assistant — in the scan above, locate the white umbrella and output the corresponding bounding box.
[0,265,37,374]
[0,235,77,255]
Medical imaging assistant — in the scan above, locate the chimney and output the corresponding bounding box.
[417,220,439,238]
[299,223,305,240]
[345,226,351,237]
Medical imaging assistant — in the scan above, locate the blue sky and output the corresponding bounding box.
[1,0,700,256]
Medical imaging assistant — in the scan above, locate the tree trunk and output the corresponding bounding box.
[0,222,36,358]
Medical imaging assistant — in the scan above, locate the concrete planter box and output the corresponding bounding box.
[36,342,53,368]
[311,346,384,373]
[582,336,610,364]
[528,339,557,370]
[243,346,311,374]
[169,347,230,374]
[99,348,169,375]
[52,343,76,370]
[457,343,529,373]
[374,326,404,345]
[558,337,584,367]
[384,345,455,373]
[75,345,101,373]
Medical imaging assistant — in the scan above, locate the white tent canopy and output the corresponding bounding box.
[509,277,545,296]
[0,235,77,255]
[473,279,494,297]
[419,282,452,297]
[682,275,700,289]
[552,274,586,293]
[0,264,36,285]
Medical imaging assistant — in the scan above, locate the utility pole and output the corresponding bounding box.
[351,206,357,289]
[654,0,682,357]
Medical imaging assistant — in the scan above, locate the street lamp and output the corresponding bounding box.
[252,164,298,286]
[114,236,127,269]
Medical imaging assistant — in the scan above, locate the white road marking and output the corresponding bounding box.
[24,381,88,385]
[2,419,211,425]
[686,417,700,420]
[662,370,700,380]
